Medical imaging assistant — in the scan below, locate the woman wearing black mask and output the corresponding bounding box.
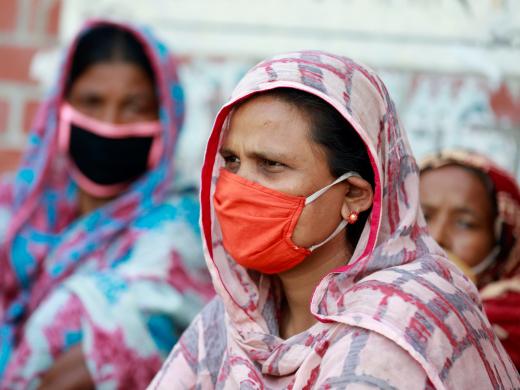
[0,20,213,389]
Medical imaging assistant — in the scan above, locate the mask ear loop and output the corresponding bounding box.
[305,171,361,252]
[58,104,73,153]
[147,135,163,168]
[471,246,501,275]
[309,220,349,251]
[471,216,503,276]
[305,171,360,205]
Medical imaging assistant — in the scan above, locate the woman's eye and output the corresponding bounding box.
[260,159,285,170]
[223,155,240,171]
[124,100,157,119]
[127,102,144,113]
[455,219,476,230]
[77,95,102,110]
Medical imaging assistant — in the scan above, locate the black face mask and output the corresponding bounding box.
[69,124,153,185]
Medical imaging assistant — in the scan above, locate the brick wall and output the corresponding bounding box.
[0,0,61,174]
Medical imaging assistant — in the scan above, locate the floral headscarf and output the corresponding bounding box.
[0,19,212,388]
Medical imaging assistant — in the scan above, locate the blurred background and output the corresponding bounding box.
[1,0,519,184]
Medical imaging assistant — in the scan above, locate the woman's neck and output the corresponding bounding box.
[78,189,112,217]
[277,234,352,339]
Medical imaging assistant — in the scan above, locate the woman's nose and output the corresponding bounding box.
[235,164,257,183]
[428,218,451,251]
[97,104,121,124]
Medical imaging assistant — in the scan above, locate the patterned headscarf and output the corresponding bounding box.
[149,51,518,389]
[0,19,212,387]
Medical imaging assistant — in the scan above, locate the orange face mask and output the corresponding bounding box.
[213,169,359,274]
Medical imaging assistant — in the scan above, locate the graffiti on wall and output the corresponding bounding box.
[171,60,520,186]
[381,72,520,176]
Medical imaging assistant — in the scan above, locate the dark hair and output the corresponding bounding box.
[253,88,375,247]
[66,25,155,94]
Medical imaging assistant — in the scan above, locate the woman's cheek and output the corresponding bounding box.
[455,230,494,268]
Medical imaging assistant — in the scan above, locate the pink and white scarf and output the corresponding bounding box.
[149,51,519,389]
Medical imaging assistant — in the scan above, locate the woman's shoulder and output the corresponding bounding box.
[193,296,227,335]
[132,192,199,230]
[182,296,228,365]
[353,252,479,302]
[325,255,518,389]
[338,254,482,341]
[123,192,203,265]
[319,327,430,389]
[148,297,227,389]
[174,296,227,350]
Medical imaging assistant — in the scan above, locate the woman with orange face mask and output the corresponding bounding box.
[420,150,520,370]
[0,20,213,389]
[148,52,519,389]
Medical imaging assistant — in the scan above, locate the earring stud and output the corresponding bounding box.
[348,211,359,224]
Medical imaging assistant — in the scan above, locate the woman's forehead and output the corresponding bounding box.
[220,95,329,168]
[421,166,495,213]
[69,62,155,95]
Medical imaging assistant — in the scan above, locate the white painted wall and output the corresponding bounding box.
[58,0,520,77]
[30,0,520,183]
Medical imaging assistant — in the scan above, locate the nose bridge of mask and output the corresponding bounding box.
[304,171,360,205]
[61,103,162,139]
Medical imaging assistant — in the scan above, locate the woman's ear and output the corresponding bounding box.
[340,176,374,220]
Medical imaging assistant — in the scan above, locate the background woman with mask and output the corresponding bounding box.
[148,51,518,389]
[420,149,520,370]
[0,20,213,389]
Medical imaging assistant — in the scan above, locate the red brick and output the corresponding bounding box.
[28,0,62,38]
[0,148,22,174]
[46,0,62,36]
[0,98,9,133]
[22,99,41,133]
[0,45,38,83]
[27,0,40,35]
[0,0,17,33]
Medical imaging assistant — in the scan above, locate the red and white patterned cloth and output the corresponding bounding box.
[149,51,519,389]
[422,149,520,371]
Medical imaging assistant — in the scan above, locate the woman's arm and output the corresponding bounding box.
[38,345,94,390]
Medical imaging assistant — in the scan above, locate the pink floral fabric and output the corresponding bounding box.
[0,19,213,389]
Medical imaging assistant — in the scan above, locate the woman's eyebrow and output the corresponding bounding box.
[124,91,156,100]
[219,146,235,156]
[219,146,292,162]
[248,150,291,162]
[453,206,478,216]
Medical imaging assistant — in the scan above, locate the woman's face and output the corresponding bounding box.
[67,61,158,123]
[220,94,350,248]
[420,165,496,267]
